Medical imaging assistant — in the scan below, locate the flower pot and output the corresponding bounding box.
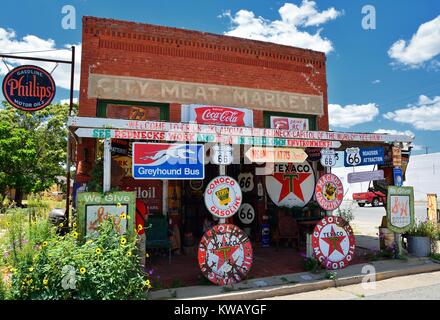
[432,240,440,254]
[407,236,431,257]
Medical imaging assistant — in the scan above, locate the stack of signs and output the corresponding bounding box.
[344,147,384,167]
[198,224,253,285]
[265,162,315,208]
[204,176,242,218]
[386,186,415,233]
[315,174,344,211]
[312,216,356,270]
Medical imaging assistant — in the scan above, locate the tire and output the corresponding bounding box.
[358,203,365,207]
[372,198,380,207]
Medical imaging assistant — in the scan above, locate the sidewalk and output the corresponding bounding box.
[148,257,440,300]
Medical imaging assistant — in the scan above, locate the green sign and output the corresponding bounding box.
[77,191,136,240]
[386,186,415,233]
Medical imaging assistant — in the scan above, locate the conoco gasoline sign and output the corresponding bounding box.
[315,174,344,211]
[312,216,355,270]
[198,224,253,286]
[265,162,315,208]
[204,176,242,218]
[2,65,56,111]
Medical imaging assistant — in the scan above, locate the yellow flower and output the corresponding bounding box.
[120,213,127,220]
[59,222,64,228]
[29,267,34,272]
[138,224,143,231]
[116,202,122,207]
[145,253,150,258]
[120,237,127,246]
[10,267,17,273]
[72,231,79,239]
[126,251,132,257]
[73,222,77,228]
[79,267,86,274]
[26,279,33,285]
[43,279,48,286]
[144,280,152,288]
[42,241,48,247]
[95,248,102,255]
[86,240,93,245]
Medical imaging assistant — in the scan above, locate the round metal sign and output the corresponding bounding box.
[265,162,315,208]
[237,203,255,225]
[204,176,242,218]
[312,216,355,270]
[198,224,253,286]
[315,174,344,211]
[2,65,56,111]
[320,149,338,168]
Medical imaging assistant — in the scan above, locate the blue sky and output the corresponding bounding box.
[0,0,439,154]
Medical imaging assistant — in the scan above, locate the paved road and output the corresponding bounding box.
[263,271,440,300]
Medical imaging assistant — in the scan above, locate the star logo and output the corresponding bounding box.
[273,172,311,202]
[213,245,240,269]
[321,226,346,257]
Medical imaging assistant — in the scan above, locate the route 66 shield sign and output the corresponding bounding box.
[345,147,361,166]
[320,149,338,167]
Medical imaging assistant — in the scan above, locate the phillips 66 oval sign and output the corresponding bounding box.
[204,176,242,218]
[312,216,355,270]
[2,65,56,111]
[198,224,253,286]
[315,174,344,211]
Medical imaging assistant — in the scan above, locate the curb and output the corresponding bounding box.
[185,262,440,300]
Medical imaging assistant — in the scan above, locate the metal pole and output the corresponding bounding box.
[65,46,75,224]
[219,163,226,224]
[103,139,111,192]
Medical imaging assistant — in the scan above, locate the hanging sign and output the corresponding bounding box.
[182,105,253,127]
[132,143,204,180]
[245,147,308,163]
[270,116,309,130]
[315,174,344,211]
[265,162,315,208]
[320,149,338,167]
[344,147,384,167]
[238,203,255,225]
[387,186,415,233]
[305,148,322,162]
[392,146,402,167]
[393,167,403,187]
[427,194,438,224]
[204,176,242,218]
[347,170,384,184]
[237,172,254,192]
[2,65,56,111]
[198,224,253,286]
[312,216,356,270]
[211,144,233,165]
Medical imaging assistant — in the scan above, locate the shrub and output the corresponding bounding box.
[406,219,438,240]
[335,205,354,223]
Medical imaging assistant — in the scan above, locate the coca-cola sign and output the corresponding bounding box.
[2,65,56,111]
[182,104,253,127]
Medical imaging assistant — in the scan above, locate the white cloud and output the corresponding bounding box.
[374,129,415,139]
[329,103,379,128]
[384,95,440,130]
[0,27,81,90]
[222,1,342,54]
[372,79,381,84]
[60,98,78,105]
[388,15,440,67]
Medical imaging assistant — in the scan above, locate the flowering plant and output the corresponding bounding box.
[406,219,438,240]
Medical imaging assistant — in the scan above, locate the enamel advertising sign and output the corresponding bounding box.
[132,143,204,180]
[344,147,385,167]
[2,65,56,111]
[265,162,315,208]
[387,186,415,233]
[312,216,356,270]
[245,147,308,163]
[204,176,242,218]
[181,104,253,127]
[315,174,344,211]
[198,224,253,286]
[320,149,338,167]
[269,116,309,130]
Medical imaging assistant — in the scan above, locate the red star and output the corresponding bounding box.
[213,245,240,269]
[273,172,311,202]
[321,226,346,257]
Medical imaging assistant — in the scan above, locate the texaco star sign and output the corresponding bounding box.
[312,216,356,270]
[198,224,253,286]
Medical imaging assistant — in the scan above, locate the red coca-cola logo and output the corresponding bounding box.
[195,106,245,126]
[272,118,289,129]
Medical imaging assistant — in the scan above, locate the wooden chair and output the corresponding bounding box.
[274,209,300,250]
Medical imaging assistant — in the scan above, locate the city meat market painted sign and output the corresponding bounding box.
[182,105,253,127]
[315,174,344,211]
[312,216,356,270]
[76,191,136,239]
[204,176,242,218]
[88,74,324,115]
[2,65,56,111]
[344,147,385,167]
[198,224,253,286]
[265,162,315,208]
[245,147,308,163]
[270,116,309,130]
[386,186,415,233]
[132,143,204,180]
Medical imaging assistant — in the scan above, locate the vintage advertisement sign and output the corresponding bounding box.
[237,172,254,192]
[344,147,385,167]
[387,186,415,233]
[393,167,403,187]
[211,144,233,165]
[121,178,162,214]
[320,149,338,167]
[245,147,308,163]
[2,65,56,111]
[312,216,356,270]
[315,174,344,211]
[76,191,136,238]
[265,162,315,208]
[198,224,253,286]
[347,170,385,184]
[270,116,309,130]
[181,105,253,127]
[306,147,322,162]
[392,146,402,167]
[237,203,255,225]
[204,176,242,218]
[132,143,204,180]
[427,194,438,224]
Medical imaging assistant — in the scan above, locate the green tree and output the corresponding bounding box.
[0,102,77,206]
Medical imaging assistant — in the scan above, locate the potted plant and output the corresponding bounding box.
[405,219,438,257]
[432,230,440,254]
